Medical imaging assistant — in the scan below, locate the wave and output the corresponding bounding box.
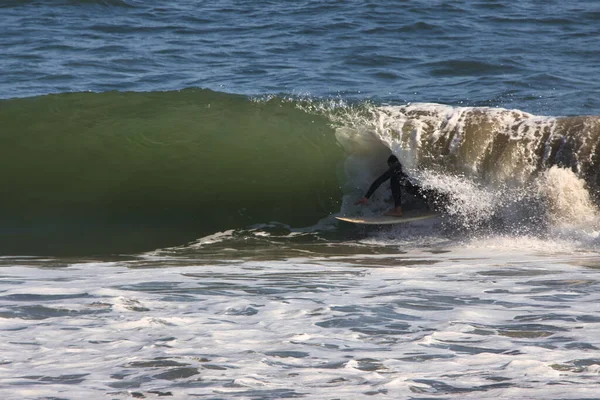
[1,90,599,254]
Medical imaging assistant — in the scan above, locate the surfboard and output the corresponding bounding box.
[335,211,440,225]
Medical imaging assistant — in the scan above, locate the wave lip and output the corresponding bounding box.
[360,103,600,189]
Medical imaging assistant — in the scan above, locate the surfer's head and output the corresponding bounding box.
[387,154,400,166]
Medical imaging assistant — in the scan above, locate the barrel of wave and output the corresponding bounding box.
[333,103,600,229]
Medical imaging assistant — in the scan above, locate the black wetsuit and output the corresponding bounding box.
[364,162,420,207]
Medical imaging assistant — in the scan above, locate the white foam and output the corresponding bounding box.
[537,166,599,225]
[2,247,600,398]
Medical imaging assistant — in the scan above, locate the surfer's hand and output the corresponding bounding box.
[354,197,369,206]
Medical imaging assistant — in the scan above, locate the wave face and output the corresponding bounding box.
[0,90,344,254]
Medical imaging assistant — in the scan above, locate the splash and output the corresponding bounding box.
[333,103,600,237]
[537,166,598,225]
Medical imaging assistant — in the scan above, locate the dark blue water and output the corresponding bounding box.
[2,0,599,115]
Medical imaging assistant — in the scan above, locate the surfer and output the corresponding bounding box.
[354,155,424,217]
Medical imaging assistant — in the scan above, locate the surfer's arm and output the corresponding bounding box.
[364,168,392,199]
[355,170,391,206]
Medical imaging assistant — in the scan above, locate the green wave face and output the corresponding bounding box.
[4,91,600,255]
[0,90,344,254]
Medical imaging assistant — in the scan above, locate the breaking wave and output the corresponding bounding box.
[1,90,599,254]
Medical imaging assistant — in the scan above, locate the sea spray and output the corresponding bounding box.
[332,103,600,234]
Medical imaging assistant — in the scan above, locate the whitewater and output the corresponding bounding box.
[2,233,600,399]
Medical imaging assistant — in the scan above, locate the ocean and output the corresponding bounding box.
[1,1,600,398]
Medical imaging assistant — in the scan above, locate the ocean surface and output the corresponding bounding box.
[2,1,600,398]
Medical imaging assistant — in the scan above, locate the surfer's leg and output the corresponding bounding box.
[408,183,432,210]
[404,180,422,197]
[405,181,436,211]
[385,179,403,216]
[390,178,403,207]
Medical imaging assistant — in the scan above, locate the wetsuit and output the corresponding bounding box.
[364,162,420,207]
